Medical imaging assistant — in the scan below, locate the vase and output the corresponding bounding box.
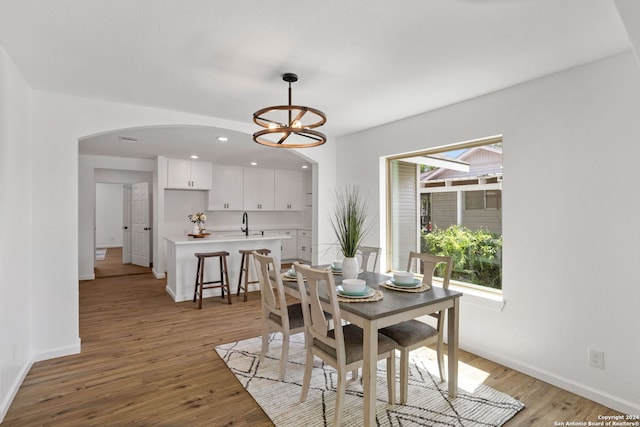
[341,257,359,279]
[192,224,200,235]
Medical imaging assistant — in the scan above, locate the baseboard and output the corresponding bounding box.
[152,268,165,279]
[0,358,33,423]
[461,343,640,415]
[1,339,81,423]
[79,273,95,281]
[32,339,81,363]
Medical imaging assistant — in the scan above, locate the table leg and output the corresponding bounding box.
[362,321,377,427]
[447,297,459,398]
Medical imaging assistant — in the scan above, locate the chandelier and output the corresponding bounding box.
[253,73,326,148]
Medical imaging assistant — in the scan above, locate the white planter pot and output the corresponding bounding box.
[341,257,359,279]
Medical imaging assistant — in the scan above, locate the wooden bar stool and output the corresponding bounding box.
[193,251,231,308]
[237,248,271,302]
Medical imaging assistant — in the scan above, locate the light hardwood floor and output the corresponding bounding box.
[3,251,621,426]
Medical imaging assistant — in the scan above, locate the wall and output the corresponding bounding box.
[336,51,640,413]
[0,45,33,421]
[95,183,123,247]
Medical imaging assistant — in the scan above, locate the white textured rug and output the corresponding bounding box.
[215,333,524,427]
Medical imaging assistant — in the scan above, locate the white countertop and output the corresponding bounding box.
[164,233,291,245]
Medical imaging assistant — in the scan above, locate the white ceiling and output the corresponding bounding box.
[0,0,631,168]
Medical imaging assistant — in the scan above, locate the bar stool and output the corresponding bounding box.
[193,251,231,308]
[237,248,271,302]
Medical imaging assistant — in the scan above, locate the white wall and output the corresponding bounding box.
[95,183,123,248]
[0,45,33,421]
[337,51,640,414]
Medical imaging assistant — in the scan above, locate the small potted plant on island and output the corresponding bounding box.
[329,186,372,279]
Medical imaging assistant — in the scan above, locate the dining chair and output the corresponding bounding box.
[379,251,453,404]
[293,262,397,426]
[357,246,381,273]
[253,251,305,381]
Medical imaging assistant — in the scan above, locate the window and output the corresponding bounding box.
[387,137,503,290]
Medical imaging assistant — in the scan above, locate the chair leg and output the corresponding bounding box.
[300,346,314,402]
[334,371,347,427]
[193,256,202,303]
[279,331,289,381]
[222,255,232,305]
[260,325,269,363]
[197,258,206,309]
[436,341,446,382]
[387,351,396,405]
[236,252,245,297]
[400,349,410,404]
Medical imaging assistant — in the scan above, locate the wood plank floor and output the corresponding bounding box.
[3,252,621,426]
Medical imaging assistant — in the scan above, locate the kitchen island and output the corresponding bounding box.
[164,233,291,302]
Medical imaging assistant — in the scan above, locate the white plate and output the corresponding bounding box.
[387,278,422,288]
[337,285,374,298]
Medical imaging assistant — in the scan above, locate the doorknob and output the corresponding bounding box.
[123,226,128,230]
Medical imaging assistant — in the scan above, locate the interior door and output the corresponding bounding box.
[122,185,132,263]
[131,182,150,267]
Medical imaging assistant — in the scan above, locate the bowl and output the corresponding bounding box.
[332,260,343,270]
[393,271,415,284]
[341,279,366,293]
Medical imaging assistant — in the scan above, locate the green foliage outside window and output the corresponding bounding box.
[422,225,502,289]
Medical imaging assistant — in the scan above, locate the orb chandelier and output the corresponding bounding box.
[253,73,326,148]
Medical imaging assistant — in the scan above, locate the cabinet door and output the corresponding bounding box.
[189,160,212,190]
[297,236,311,262]
[209,165,244,210]
[244,168,274,210]
[274,170,303,210]
[279,229,297,260]
[224,166,244,210]
[166,158,191,189]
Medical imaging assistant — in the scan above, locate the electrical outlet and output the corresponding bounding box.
[589,349,604,369]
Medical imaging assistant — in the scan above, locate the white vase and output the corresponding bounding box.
[341,257,359,279]
[192,224,200,234]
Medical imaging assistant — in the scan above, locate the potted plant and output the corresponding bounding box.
[329,186,372,279]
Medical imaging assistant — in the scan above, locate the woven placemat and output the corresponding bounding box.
[336,289,383,303]
[280,273,299,282]
[380,280,431,293]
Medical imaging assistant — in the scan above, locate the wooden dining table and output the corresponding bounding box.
[282,268,463,427]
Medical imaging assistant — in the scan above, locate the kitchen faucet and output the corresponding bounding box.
[241,211,249,236]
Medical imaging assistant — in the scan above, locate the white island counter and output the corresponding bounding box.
[164,233,290,302]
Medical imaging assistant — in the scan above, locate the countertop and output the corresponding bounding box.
[164,233,291,245]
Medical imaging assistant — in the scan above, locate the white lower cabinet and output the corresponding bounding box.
[278,229,298,261]
[297,229,311,262]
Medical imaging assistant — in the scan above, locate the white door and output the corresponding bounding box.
[131,182,150,267]
[122,185,132,263]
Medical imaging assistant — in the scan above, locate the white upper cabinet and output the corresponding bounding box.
[274,170,303,210]
[208,165,244,210]
[166,158,212,190]
[243,168,275,211]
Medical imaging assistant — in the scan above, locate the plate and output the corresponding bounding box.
[285,270,296,278]
[331,265,342,272]
[388,278,422,288]
[337,285,374,298]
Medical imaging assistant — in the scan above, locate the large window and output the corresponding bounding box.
[387,137,503,290]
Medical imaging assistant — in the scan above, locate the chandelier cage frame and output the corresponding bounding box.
[253,73,327,148]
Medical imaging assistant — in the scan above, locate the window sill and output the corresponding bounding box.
[434,278,505,312]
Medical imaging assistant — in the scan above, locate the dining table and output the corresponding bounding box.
[281,267,463,427]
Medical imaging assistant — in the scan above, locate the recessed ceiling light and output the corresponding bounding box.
[250,162,258,166]
[217,136,229,142]
[301,165,308,169]
[190,155,199,159]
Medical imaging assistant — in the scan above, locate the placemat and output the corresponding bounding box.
[380,280,431,292]
[336,289,383,303]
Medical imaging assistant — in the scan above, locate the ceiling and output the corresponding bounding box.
[0,0,631,169]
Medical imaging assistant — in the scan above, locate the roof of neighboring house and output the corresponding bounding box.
[420,145,502,183]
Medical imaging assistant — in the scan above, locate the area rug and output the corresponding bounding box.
[95,248,107,260]
[215,333,524,427]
